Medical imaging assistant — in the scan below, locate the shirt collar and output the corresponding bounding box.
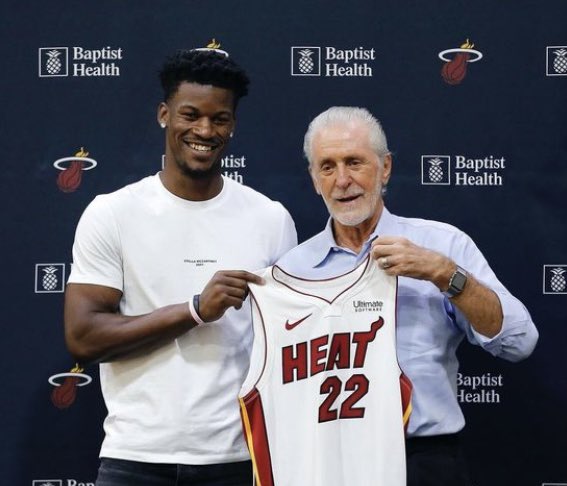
[309,207,393,268]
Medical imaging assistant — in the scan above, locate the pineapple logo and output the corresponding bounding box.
[421,155,451,185]
[543,265,567,294]
[291,47,321,76]
[39,47,68,77]
[42,266,59,291]
[428,158,445,183]
[45,50,62,74]
[35,263,65,293]
[298,49,315,73]
[553,49,567,73]
[550,268,566,292]
[547,47,567,75]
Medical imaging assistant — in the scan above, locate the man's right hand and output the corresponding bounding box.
[198,270,264,322]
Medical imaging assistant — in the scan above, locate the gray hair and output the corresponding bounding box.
[303,106,390,166]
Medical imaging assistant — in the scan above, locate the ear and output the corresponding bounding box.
[157,102,168,126]
[382,153,392,186]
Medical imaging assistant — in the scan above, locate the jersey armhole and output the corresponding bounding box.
[240,292,269,396]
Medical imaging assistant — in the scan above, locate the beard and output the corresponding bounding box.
[323,180,383,227]
[325,193,379,226]
[176,156,223,180]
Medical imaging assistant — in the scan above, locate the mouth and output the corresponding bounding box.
[336,194,362,203]
[185,140,218,152]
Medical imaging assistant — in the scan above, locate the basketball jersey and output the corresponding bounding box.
[239,256,412,486]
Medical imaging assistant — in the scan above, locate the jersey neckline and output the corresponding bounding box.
[270,255,374,305]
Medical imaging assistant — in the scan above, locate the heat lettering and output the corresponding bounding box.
[281,318,384,384]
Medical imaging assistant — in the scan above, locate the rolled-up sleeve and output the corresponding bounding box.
[468,292,538,361]
[452,230,539,362]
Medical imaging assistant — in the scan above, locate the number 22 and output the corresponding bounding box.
[318,374,369,423]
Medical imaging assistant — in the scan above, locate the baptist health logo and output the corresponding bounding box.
[39,46,123,77]
[291,46,375,77]
[546,46,567,76]
[35,263,66,293]
[543,265,567,294]
[421,155,505,186]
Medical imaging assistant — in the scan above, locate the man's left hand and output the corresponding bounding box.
[370,236,454,291]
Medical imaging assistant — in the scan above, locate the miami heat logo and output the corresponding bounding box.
[53,147,97,192]
[439,39,483,85]
[49,364,92,409]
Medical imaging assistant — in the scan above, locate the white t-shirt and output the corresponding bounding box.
[68,174,297,465]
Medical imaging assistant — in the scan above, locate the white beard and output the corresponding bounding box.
[323,180,383,227]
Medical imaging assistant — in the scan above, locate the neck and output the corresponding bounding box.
[159,169,223,201]
[332,206,384,253]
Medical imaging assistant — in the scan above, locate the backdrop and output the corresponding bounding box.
[2,1,566,485]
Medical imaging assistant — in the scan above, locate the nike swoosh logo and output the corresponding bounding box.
[285,313,312,330]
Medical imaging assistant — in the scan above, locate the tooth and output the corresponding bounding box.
[189,143,212,152]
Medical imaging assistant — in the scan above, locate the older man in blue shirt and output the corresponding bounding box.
[277,106,538,486]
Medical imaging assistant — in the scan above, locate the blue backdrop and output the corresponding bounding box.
[2,1,566,484]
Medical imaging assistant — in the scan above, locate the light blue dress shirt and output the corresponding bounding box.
[276,207,538,437]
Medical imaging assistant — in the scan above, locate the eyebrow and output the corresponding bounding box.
[177,104,233,116]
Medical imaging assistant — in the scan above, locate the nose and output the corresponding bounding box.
[335,164,351,189]
[192,117,213,138]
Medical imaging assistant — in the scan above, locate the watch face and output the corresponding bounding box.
[451,269,468,292]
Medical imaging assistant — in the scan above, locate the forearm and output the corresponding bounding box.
[449,273,503,338]
[427,255,504,338]
[65,301,195,364]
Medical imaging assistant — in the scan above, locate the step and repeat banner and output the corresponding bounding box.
[2,1,566,485]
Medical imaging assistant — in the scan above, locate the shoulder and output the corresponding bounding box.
[83,175,155,212]
[387,212,477,258]
[77,176,155,231]
[98,174,156,203]
[389,213,470,240]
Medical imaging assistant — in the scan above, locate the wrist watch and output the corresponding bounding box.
[443,265,468,298]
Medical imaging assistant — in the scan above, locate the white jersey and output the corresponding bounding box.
[239,256,412,486]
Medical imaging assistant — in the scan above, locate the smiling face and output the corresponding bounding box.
[158,82,235,180]
[309,120,391,229]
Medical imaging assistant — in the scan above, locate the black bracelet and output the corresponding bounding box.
[193,294,202,318]
[188,294,206,325]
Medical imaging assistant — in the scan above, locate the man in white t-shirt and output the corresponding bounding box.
[64,45,297,486]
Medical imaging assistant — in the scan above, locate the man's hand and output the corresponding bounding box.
[371,236,503,337]
[198,270,265,322]
[370,236,454,290]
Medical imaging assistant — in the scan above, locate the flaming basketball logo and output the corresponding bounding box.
[439,39,483,85]
[49,364,92,409]
[192,38,229,58]
[53,147,97,192]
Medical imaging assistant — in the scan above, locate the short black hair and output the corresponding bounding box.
[159,49,250,105]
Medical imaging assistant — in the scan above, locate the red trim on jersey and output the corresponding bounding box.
[400,372,413,433]
[393,276,413,432]
[239,390,275,486]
